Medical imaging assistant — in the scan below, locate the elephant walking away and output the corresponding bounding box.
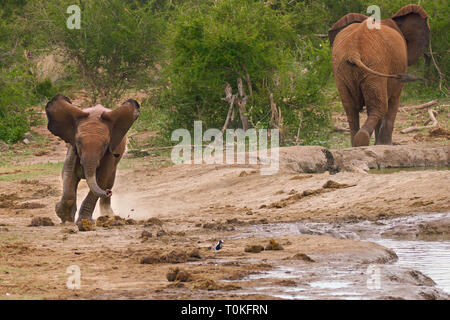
[328,4,430,147]
[45,94,140,226]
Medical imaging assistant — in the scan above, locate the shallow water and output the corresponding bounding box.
[375,238,450,294]
[232,212,450,298]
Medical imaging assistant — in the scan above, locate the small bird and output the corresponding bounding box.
[212,240,224,256]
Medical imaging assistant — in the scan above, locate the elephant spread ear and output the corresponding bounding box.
[45,94,89,145]
[392,4,430,66]
[328,13,368,47]
[101,99,140,152]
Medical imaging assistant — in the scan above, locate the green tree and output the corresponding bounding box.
[32,0,164,104]
[152,0,332,145]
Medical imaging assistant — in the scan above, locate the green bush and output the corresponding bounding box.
[0,68,36,143]
[152,0,333,145]
[32,0,164,105]
[0,5,38,144]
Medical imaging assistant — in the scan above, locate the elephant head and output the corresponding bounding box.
[46,94,140,198]
[328,5,430,66]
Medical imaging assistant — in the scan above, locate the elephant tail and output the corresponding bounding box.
[347,58,420,82]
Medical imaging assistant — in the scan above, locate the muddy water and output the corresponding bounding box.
[229,212,450,299]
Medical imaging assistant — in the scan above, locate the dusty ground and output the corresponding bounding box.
[0,101,449,300]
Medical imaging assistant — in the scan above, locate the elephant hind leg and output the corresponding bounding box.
[99,197,115,216]
[376,94,401,145]
[355,79,388,146]
[336,82,362,147]
[374,119,383,145]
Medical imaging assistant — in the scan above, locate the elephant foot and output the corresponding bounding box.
[353,130,370,147]
[76,216,96,231]
[55,199,76,223]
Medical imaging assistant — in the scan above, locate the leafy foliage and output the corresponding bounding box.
[152,0,332,144]
[32,0,164,105]
[0,0,448,145]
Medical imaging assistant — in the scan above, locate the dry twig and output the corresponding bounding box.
[400,109,438,134]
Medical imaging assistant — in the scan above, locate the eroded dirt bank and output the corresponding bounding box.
[0,145,449,299]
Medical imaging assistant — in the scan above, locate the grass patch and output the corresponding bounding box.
[0,162,63,182]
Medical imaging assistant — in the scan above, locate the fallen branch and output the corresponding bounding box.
[400,99,439,111]
[400,109,438,134]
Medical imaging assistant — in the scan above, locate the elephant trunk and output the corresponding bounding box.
[83,162,112,199]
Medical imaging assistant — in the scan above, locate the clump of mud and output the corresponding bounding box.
[265,239,284,251]
[96,216,137,228]
[0,193,45,210]
[264,180,356,209]
[417,219,450,241]
[193,279,241,291]
[322,180,355,189]
[245,244,265,253]
[141,248,203,264]
[140,252,161,264]
[239,171,249,177]
[28,217,54,227]
[78,219,96,232]
[203,222,235,231]
[0,193,20,208]
[290,174,313,180]
[194,279,220,291]
[166,267,192,282]
[285,252,315,263]
[156,229,169,237]
[275,279,297,286]
[143,217,163,227]
[429,127,450,138]
[140,230,152,239]
[381,218,450,241]
[19,179,40,185]
[18,202,46,209]
[62,226,78,234]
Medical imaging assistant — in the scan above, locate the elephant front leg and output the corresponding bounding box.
[76,191,99,226]
[56,146,80,223]
[98,159,118,217]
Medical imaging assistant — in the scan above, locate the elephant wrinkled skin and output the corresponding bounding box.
[46,94,140,226]
[329,4,430,147]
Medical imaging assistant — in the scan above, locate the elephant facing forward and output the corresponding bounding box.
[46,94,140,226]
[329,4,430,147]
